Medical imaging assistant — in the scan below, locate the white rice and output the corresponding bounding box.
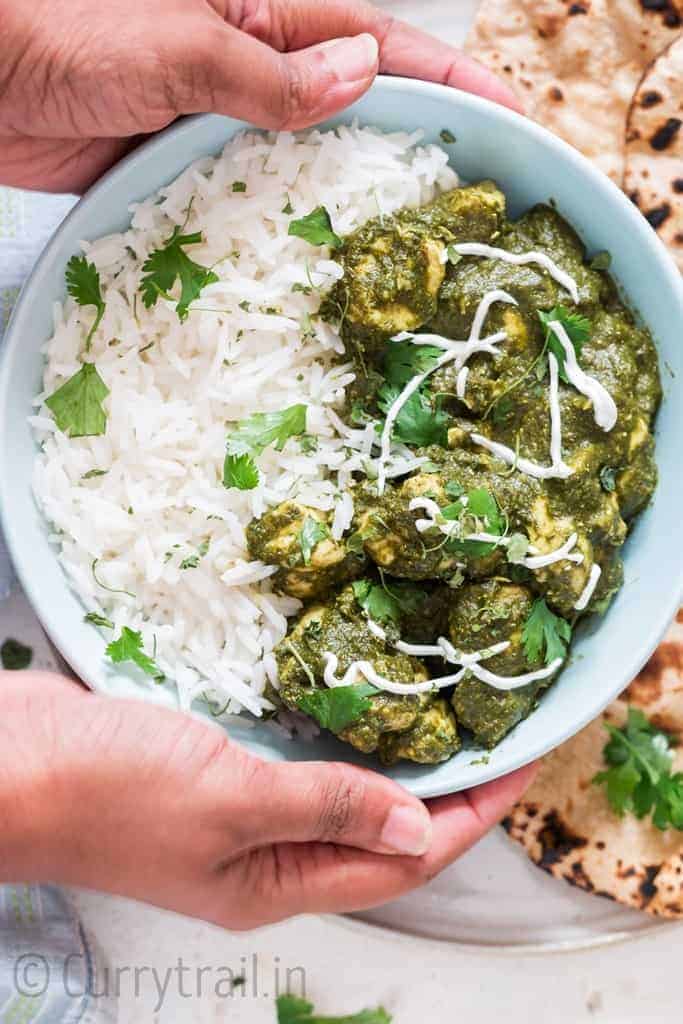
[31,123,458,716]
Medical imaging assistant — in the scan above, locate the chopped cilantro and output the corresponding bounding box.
[297,683,378,733]
[352,578,425,626]
[65,255,106,351]
[140,227,218,321]
[445,480,465,500]
[282,196,294,215]
[277,995,391,1024]
[299,434,318,454]
[383,340,441,389]
[82,468,108,479]
[106,627,164,681]
[440,129,456,144]
[593,708,683,830]
[84,612,114,629]
[223,452,259,491]
[45,362,109,438]
[231,181,247,192]
[1,638,33,670]
[238,300,250,312]
[538,305,591,383]
[522,598,571,665]
[226,404,307,456]
[298,517,329,565]
[446,244,462,266]
[491,395,515,426]
[288,206,342,249]
[506,532,530,564]
[443,488,504,557]
[377,384,449,448]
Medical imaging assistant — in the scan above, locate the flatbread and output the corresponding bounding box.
[504,610,683,916]
[624,37,683,270]
[465,0,683,183]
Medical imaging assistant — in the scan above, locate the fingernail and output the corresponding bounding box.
[319,33,379,82]
[381,804,432,856]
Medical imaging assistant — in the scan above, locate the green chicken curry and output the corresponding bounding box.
[246,181,661,766]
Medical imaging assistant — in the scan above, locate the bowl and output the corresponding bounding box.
[2,78,682,798]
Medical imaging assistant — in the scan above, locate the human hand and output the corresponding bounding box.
[1,671,535,928]
[0,0,520,193]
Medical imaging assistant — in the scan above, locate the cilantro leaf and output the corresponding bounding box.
[1,638,32,670]
[297,683,378,734]
[45,362,109,438]
[298,517,330,565]
[352,578,425,626]
[593,708,683,830]
[383,341,442,389]
[442,487,504,558]
[231,181,247,192]
[377,384,448,448]
[522,598,571,665]
[82,468,108,479]
[140,228,218,321]
[105,627,164,680]
[277,995,391,1024]
[282,196,294,215]
[288,206,342,249]
[65,255,106,351]
[84,612,115,629]
[538,306,591,383]
[445,481,464,500]
[440,129,456,144]
[226,404,307,456]
[446,244,463,266]
[223,452,259,490]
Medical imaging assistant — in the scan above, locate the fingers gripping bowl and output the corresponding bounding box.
[1,80,682,798]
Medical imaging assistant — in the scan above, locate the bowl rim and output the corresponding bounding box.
[2,76,683,797]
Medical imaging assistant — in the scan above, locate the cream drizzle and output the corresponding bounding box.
[574,563,602,610]
[408,497,583,570]
[547,322,618,431]
[548,352,573,476]
[377,289,514,493]
[448,243,580,303]
[470,432,574,480]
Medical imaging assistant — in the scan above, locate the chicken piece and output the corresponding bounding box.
[379,698,460,765]
[246,501,365,600]
[448,580,549,748]
[274,584,429,756]
[321,182,506,361]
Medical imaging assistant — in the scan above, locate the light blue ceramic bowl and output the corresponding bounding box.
[2,78,682,798]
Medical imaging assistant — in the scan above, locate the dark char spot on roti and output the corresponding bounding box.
[650,117,682,151]
[536,810,588,869]
[641,90,663,108]
[645,203,672,228]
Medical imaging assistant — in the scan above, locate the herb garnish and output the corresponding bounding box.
[298,517,329,565]
[223,452,259,491]
[440,129,456,144]
[441,487,504,558]
[82,468,108,479]
[281,196,294,215]
[226,404,307,455]
[45,362,109,438]
[140,227,218,321]
[297,684,378,734]
[84,612,115,629]
[277,995,390,1024]
[383,340,442,389]
[231,181,247,192]
[522,598,571,665]
[352,578,425,626]
[593,708,683,830]
[538,305,591,383]
[377,384,449,447]
[66,255,106,351]
[288,207,342,249]
[1,638,33,670]
[105,627,164,681]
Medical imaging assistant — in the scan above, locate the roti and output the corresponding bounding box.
[624,37,683,271]
[504,611,683,916]
[465,0,683,183]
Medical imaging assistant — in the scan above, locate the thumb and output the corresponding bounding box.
[233,758,433,856]
[192,25,379,129]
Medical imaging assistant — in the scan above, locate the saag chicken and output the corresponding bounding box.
[246,181,660,766]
